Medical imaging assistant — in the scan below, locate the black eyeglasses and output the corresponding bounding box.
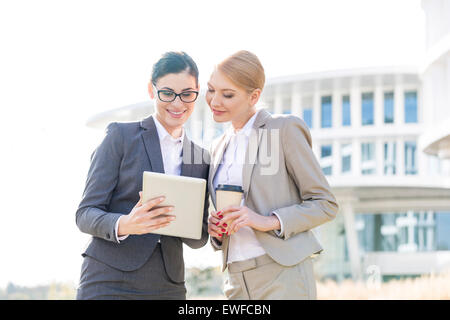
[155,87,199,103]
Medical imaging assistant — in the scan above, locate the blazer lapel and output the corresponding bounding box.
[242,109,272,201]
[209,134,231,208]
[140,115,165,174]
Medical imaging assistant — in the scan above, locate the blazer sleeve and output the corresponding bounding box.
[181,149,211,249]
[274,116,339,241]
[75,122,124,243]
[208,138,224,251]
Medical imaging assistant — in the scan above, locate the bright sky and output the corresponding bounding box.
[0,0,425,288]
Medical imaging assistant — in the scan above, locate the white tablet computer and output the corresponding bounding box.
[142,171,206,240]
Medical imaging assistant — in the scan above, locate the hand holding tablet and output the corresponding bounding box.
[141,171,207,239]
[117,193,176,237]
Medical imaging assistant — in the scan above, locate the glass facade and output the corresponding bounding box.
[342,95,351,126]
[361,142,376,175]
[405,141,417,175]
[362,92,374,125]
[384,142,396,175]
[303,108,313,128]
[321,144,332,176]
[321,96,332,128]
[356,212,450,253]
[341,144,352,173]
[404,91,418,123]
[384,92,394,123]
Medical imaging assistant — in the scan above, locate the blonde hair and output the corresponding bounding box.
[217,50,265,92]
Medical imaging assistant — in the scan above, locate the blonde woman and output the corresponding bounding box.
[206,50,339,300]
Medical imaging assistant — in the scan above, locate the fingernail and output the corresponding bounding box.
[223,223,227,227]
[221,228,226,232]
[219,234,222,237]
[215,222,219,226]
[217,211,222,214]
[219,215,223,219]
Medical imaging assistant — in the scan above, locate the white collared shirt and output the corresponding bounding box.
[153,115,184,176]
[114,115,184,242]
[213,110,273,263]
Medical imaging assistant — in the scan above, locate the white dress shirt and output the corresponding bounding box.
[213,110,283,263]
[114,115,184,242]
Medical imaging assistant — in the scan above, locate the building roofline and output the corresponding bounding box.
[86,101,154,129]
[266,65,420,85]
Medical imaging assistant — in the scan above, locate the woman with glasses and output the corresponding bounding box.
[206,50,339,299]
[76,51,210,300]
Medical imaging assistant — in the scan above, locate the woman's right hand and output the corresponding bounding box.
[208,209,226,242]
[118,192,175,236]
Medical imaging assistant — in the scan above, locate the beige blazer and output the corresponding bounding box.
[209,109,339,271]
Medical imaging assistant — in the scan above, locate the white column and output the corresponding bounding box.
[203,103,214,144]
[350,77,361,128]
[426,210,434,251]
[397,137,405,176]
[418,140,427,177]
[332,86,341,129]
[191,101,203,143]
[312,143,320,160]
[376,138,384,175]
[394,75,404,125]
[274,85,283,114]
[374,76,384,127]
[352,137,361,176]
[313,82,321,129]
[333,139,341,176]
[446,56,450,120]
[341,200,362,281]
[292,82,302,116]
[421,72,433,127]
[406,211,416,251]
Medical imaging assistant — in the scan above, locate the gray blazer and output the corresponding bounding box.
[76,115,210,283]
[209,109,339,271]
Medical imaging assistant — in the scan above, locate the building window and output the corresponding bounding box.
[303,108,313,128]
[341,143,352,173]
[436,212,450,250]
[384,92,394,123]
[321,96,332,128]
[361,142,376,174]
[342,95,351,126]
[384,141,396,175]
[321,144,332,176]
[362,92,374,125]
[405,91,418,123]
[405,141,417,175]
[356,211,441,253]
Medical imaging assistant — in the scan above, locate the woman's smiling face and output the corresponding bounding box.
[205,69,253,124]
[149,71,198,134]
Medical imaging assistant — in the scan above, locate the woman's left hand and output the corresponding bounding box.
[218,205,281,235]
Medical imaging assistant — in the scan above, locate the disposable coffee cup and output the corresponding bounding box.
[215,184,244,235]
